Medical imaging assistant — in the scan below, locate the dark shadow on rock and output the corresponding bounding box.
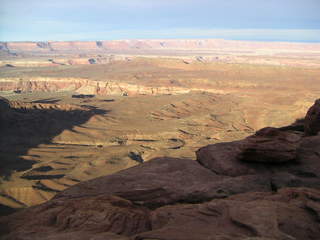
[72,94,95,99]
[21,174,66,180]
[0,204,16,217]
[101,99,115,102]
[0,98,109,179]
[3,64,15,68]
[279,118,304,132]
[32,98,61,104]
[128,151,144,163]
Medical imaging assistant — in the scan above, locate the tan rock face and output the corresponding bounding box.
[0,78,193,96]
[6,42,42,52]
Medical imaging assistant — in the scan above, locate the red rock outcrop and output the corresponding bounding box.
[238,127,301,163]
[196,125,320,191]
[1,99,320,239]
[136,188,320,240]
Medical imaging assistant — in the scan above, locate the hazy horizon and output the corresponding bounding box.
[2,37,320,44]
[1,0,320,42]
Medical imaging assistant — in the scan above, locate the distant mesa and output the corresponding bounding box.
[1,39,320,55]
[96,41,103,48]
[36,41,51,49]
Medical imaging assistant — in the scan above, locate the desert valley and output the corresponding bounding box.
[1,39,320,239]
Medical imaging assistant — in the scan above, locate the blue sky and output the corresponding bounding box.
[0,0,320,42]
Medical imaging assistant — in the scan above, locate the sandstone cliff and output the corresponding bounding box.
[0,77,231,96]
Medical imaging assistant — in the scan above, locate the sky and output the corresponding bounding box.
[0,0,320,42]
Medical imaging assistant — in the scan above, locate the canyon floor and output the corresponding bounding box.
[1,82,320,240]
[0,40,320,215]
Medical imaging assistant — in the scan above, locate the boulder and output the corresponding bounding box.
[195,128,302,177]
[196,128,320,191]
[196,140,261,177]
[238,127,301,164]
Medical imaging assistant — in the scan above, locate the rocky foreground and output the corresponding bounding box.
[1,99,320,240]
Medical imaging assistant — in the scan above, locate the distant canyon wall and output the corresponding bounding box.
[1,39,320,54]
[0,78,230,96]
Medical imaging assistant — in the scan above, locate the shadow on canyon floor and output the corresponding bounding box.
[31,98,61,104]
[0,204,16,217]
[0,103,109,179]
